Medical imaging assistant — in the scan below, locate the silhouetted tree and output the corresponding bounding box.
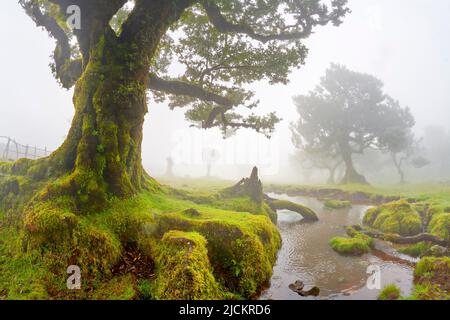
[290,149,342,185]
[292,64,414,185]
[165,157,175,178]
[377,107,416,184]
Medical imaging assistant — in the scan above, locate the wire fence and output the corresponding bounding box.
[0,136,52,162]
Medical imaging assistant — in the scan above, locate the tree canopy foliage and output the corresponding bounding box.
[20,0,350,137]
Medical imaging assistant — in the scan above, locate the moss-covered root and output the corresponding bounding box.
[378,284,401,300]
[412,257,450,300]
[363,200,422,237]
[329,227,374,256]
[269,199,319,222]
[152,231,224,300]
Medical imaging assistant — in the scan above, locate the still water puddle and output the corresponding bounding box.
[261,194,415,300]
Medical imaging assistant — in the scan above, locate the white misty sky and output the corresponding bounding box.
[0,0,449,180]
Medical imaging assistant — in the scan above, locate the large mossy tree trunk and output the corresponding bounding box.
[47,30,150,212]
[7,1,194,213]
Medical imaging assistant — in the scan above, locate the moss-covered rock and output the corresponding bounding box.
[151,231,223,300]
[363,200,422,237]
[378,284,401,300]
[324,199,352,210]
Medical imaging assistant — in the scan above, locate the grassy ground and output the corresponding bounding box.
[266,182,450,208]
[157,176,234,193]
[1,175,449,300]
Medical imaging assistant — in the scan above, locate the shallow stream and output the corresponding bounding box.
[261,194,416,300]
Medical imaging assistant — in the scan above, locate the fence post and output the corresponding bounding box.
[14,140,19,160]
[4,137,11,160]
[34,145,37,159]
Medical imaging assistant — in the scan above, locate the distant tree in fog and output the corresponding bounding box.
[290,145,343,185]
[379,129,417,184]
[292,64,415,185]
[422,126,450,180]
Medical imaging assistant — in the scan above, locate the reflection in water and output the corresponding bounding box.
[261,194,414,300]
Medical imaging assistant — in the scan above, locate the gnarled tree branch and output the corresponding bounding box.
[20,0,82,88]
[202,1,313,43]
[148,74,235,108]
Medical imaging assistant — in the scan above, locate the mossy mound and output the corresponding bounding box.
[0,178,281,300]
[150,231,223,300]
[397,242,432,258]
[329,235,373,256]
[156,209,280,298]
[324,199,352,210]
[363,200,422,237]
[412,257,450,300]
[378,284,401,300]
[23,201,122,279]
[330,226,374,256]
[428,212,450,242]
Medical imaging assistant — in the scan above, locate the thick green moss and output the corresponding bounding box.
[91,275,137,300]
[151,231,223,300]
[329,235,373,256]
[412,257,450,300]
[428,212,450,241]
[324,199,352,209]
[1,184,281,300]
[156,209,281,298]
[0,223,50,300]
[363,200,422,237]
[171,188,277,224]
[330,226,374,256]
[270,199,318,221]
[398,242,432,258]
[23,199,122,277]
[378,284,401,300]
